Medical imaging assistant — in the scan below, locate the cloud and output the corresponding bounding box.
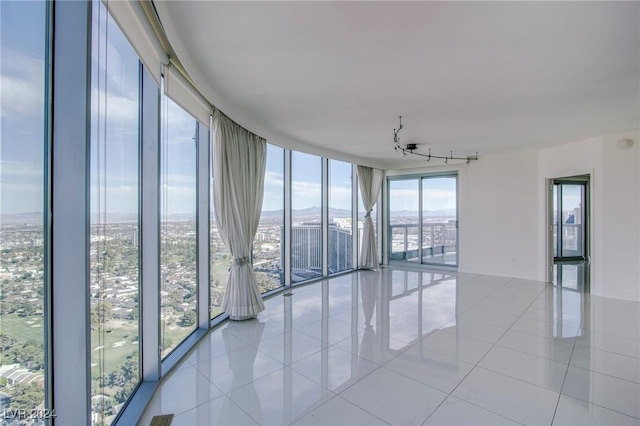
[329,185,352,202]
[264,171,284,187]
[163,174,196,186]
[0,49,45,121]
[1,183,43,214]
[91,87,139,129]
[1,161,43,180]
[389,188,456,211]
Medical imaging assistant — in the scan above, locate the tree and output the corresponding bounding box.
[91,301,113,330]
[10,383,43,412]
[178,310,196,327]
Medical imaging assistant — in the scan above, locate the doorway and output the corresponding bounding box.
[549,176,590,290]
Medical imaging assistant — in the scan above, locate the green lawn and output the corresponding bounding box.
[0,313,45,343]
[90,321,139,379]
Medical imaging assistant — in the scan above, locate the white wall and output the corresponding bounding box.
[458,150,539,280]
[601,131,639,301]
[538,131,640,302]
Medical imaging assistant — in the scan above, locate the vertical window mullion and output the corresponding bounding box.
[140,65,161,381]
[322,158,329,276]
[352,165,359,269]
[418,178,423,264]
[51,1,92,423]
[196,122,210,328]
[284,149,292,287]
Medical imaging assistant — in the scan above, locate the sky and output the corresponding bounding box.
[0,1,47,216]
[389,177,457,213]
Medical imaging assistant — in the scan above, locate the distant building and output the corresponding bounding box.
[284,222,352,276]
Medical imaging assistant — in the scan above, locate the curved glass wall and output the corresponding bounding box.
[4,3,363,422]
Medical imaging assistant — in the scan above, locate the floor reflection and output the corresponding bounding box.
[141,266,640,425]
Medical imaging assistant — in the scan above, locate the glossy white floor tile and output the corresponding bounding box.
[553,395,640,426]
[452,367,560,425]
[478,345,568,391]
[228,367,335,425]
[423,396,522,425]
[562,365,640,418]
[140,266,640,425]
[293,396,388,425]
[170,395,258,426]
[138,365,224,425]
[385,345,475,393]
[339,367,448,425]
[290,346,379,393]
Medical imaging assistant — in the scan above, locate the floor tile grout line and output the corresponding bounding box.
[550,306,583,425]
[554,394,640,422]
[565,362,640,386]
[423,272,547,424]
[291,394,392,426]
[422,280,557,425]
[418,279,530,425]
[420,395,527,426]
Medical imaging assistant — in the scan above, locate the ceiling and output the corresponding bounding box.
[154,1,640,170]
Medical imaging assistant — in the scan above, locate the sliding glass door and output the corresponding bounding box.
[422,176,457,265]
[388,174,458,266]
[389,179,420,262]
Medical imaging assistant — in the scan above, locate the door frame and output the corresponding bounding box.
[387,172,459,268]
[546,174,591,284]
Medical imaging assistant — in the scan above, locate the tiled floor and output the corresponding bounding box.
[139,267,640,425]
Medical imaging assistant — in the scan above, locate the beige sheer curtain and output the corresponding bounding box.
[212,109,266,320]
[357,165,384,269]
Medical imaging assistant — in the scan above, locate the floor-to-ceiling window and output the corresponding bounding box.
[89,1,142,421]
[389,174,458,266]
[291,152,323,283]
[329,160,353,274]
[254,144,285,292]
[160,96,198,357]
[0,0,47,415]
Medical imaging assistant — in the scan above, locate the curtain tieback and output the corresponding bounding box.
[364,210,373,218]
[233,256,251,267]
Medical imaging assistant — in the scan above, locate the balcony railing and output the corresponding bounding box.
[390,223,457,263]
[553,223,584,258]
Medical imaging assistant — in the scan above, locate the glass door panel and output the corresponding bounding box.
[560,184,584,258]
[389,179,419,261]
[422,176,457,265]
[553,181,586,261]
